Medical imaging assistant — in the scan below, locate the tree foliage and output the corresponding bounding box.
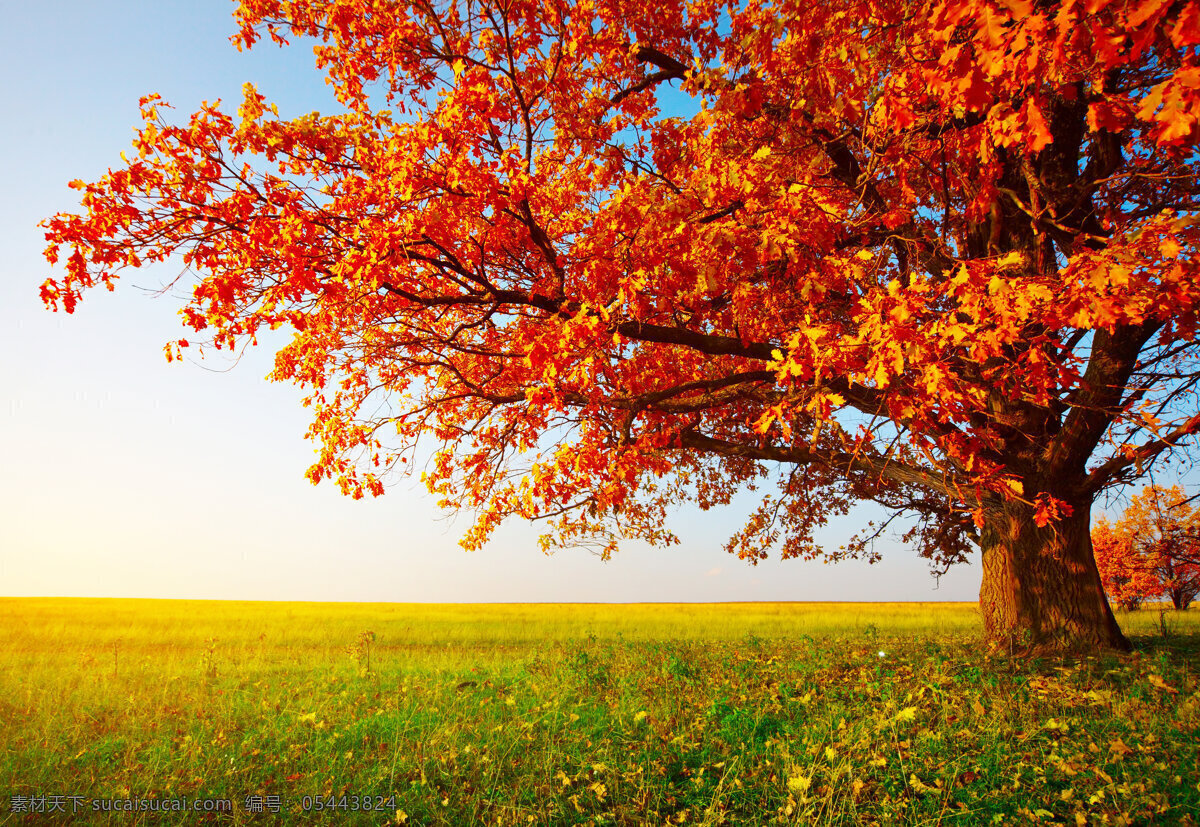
[40,0,1200,647]
[1092,513,1166,611]
[1094,485,1200,610]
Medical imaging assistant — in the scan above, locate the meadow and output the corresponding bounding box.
[1,598,1197,825]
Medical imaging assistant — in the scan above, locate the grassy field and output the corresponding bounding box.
[1,599,1197,825]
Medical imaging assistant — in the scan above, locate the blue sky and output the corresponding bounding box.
[0,0,993,603]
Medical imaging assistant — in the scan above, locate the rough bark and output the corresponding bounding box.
[979,499,1130,655]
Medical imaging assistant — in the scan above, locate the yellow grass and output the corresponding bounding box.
[1,598,1196,825]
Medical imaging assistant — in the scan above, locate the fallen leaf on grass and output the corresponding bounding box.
[908,774,937,794]
[787,773,811,793]
[1147,674,1178,694]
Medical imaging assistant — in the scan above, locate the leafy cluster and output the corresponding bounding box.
[1094,484,1200,611]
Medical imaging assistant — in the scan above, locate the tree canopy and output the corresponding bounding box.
[42,0,1200,651]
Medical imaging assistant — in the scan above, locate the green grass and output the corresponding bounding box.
[1,598,1197,825]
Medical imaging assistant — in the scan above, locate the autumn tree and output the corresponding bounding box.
[41,0,1200,653]
[1094,485,1200,611]
[1091,514,1163,611]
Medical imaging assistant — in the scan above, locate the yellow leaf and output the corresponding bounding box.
[787,773,811,792]
[1147,674,1178,694]
[875,362,890,388]
[1138,82,1167,121]
[1002,478,1024,496]
[751,146,771,161]
[908,773,934,793]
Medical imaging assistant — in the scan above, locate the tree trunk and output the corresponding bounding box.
[979,499,1130,655]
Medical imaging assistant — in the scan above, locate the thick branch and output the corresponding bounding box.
[1081,412,1200,496]
[678,430,968,501]
[1046,322,1164,482]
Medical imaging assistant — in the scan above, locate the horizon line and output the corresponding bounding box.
[0,595,977,605]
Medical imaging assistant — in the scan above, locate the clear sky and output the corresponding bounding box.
[0,0,1021,604]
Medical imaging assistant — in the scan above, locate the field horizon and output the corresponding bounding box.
[3,597,1197,824]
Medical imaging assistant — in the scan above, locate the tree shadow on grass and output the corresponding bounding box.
[1128,630,1200,667]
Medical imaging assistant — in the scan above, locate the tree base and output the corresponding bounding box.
[980,501,1131,656]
